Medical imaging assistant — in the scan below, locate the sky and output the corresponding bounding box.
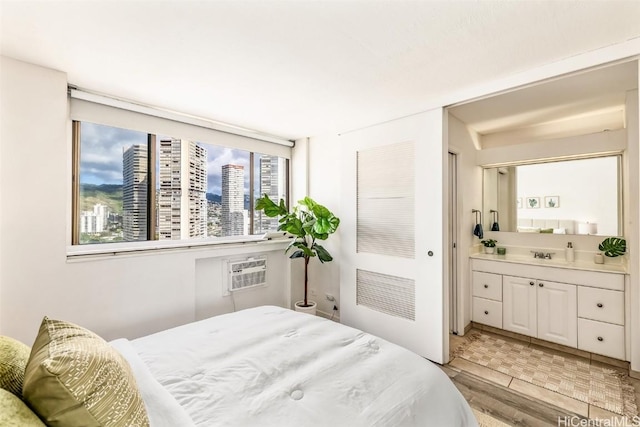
[79,122,253,195]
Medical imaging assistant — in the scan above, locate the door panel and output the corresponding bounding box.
[340,109,445,362]
[537,280,577,347]
[503,275,536,337]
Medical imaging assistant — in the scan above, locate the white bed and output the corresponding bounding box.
[517,218,575,234]
[111,306,477,426]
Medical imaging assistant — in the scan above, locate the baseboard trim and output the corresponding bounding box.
[464,322,472,334]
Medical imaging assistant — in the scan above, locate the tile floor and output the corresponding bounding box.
[448,329,640,424]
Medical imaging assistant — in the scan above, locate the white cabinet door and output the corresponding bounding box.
[537,280,577,347]
[503,275,537,337]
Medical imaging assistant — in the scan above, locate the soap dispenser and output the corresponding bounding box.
[565,242,575,262]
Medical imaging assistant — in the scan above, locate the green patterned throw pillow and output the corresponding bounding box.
[23,317,149,427]
[0,335,30,397]
[0,388,45,426]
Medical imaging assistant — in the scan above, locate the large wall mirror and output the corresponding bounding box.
[483,155,622,237]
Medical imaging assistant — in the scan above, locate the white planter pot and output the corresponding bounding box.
[484,247,495,254]
[294,301,317,316]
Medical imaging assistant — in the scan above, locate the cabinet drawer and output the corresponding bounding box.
[472,271,502,301]
[472,297,502,329]
[578,287,624,325]
[578,318,625,360]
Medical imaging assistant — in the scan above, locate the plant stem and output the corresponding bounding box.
[304,255,310,306]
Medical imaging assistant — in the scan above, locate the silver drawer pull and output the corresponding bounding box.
[538,283,544,287]
[529,281,534,286]
[484,284,489,289]
[597,303,603,308]
[597,336,604,342]
[484,310,489,315]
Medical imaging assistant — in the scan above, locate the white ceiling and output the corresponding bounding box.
[2,1,640,140]
[449,60,639,137]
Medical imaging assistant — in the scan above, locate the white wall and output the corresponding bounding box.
[0,56,290,345]
[305,133,342,318]
[626,86,640,372]
[448,114,482,331]
[289,137,309,311]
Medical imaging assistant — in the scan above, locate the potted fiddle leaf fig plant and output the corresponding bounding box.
[256,194,340,315]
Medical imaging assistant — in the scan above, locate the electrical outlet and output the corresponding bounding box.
[325,293,335,302]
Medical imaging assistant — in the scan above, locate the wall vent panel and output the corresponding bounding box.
[222,257,267,296]
[356,269,415,321]
[357,141,414,258]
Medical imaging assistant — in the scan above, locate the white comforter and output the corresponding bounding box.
[112,306,476,426]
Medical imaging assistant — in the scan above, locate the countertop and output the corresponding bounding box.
[469,252,627,274]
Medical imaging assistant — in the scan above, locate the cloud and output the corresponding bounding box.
[79,122,147,185]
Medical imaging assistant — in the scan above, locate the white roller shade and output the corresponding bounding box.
[69,90,292,159]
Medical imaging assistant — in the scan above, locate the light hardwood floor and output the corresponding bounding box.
[447,330,640,426]
[442,365,586,426]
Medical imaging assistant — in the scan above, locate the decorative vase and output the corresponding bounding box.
[294,301,317,315]
[484,247,495,254]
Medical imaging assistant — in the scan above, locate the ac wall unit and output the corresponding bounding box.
[222,257,267,296]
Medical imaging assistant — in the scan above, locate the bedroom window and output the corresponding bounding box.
[72,122,290,246]
[69,87,292,251]
[69,88,292,251]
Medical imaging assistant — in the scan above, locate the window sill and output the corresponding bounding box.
[66,234,292,262]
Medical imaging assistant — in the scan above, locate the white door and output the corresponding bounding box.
[503,275,537,337]
[537,280,577,347]
[340,109,445,363]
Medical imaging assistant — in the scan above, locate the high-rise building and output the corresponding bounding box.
[221,164,245,236]
[122,145,148,241]
[80,211,96,234]
[80,203,109,234]
[158,138,207,240]
[255,155,287,233]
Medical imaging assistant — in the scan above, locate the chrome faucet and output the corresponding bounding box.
[530,251,554,259]
[531,251,545,259]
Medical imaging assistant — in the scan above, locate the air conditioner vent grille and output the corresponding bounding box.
[226,258,267,293]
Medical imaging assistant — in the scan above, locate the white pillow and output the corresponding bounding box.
[517,226,541,233]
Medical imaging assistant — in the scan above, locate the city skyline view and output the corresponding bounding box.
[77,122,286,244]
[79,122,252,197]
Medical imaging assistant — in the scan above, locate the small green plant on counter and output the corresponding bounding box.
[481,239,497,248]
[598,237,626,257]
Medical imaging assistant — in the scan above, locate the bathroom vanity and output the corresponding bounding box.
[470,254,628,361]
